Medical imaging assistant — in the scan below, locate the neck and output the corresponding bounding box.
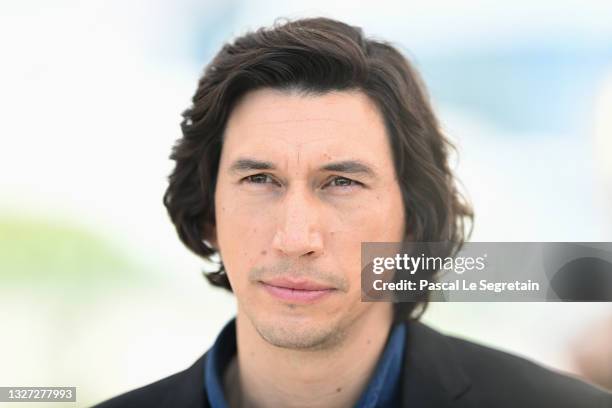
[225,304,394,408]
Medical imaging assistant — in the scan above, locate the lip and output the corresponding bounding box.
[259,278,336,304]
[263,277,334,291]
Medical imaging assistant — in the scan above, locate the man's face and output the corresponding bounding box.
[213,88,405,350]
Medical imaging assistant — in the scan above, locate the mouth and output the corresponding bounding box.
[259,277,337,303]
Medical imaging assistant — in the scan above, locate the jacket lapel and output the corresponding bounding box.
[400,321,472,408]
[159,351,210,408]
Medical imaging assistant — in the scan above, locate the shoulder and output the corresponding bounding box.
[91,353,208,408]
[435,324,612,407]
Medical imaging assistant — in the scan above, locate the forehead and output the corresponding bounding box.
[222,88,391,160]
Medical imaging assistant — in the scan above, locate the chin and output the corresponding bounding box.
[251,308,347,350]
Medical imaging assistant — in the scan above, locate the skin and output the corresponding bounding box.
[210,88,406,408]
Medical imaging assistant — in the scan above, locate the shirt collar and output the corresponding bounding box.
[204,318,236,408]
[204,316,407,408]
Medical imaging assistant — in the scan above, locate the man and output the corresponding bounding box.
[94,17,612,408]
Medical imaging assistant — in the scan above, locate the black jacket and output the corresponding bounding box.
[93,321,612,407]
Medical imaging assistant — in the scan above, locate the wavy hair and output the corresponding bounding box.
[162,17,474,321]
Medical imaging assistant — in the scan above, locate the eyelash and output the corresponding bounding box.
[242,174,362,189]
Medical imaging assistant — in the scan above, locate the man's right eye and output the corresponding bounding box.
[243,174,277,185]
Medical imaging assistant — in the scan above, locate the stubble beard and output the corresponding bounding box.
[246,307,351,352]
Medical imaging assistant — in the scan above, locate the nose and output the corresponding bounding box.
[271,184,324,259]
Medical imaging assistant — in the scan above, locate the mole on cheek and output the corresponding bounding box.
[261,250,267,255]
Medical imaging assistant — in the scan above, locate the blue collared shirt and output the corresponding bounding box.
[205,317,406,408]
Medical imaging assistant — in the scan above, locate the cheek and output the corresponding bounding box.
[215,190,276,277]
[330,195,404,241]
[217,185,264,236]
[322,232,363,296]
[365,186,405,239]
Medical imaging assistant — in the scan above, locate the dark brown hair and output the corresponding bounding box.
[162,17,474,321]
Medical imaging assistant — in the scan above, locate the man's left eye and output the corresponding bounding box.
[326,176,361,188]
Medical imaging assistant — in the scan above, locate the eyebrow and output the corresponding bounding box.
[228,157,377,178]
